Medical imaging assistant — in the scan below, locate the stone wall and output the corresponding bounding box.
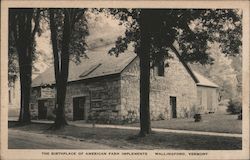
[158,51,198,118]
[30,87,56,119]
[120,58,140,123]
[64,76,121,123]
[120,51,198,123]
[31,75,121,123]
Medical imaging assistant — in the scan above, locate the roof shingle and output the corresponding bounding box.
[32,44,136,87]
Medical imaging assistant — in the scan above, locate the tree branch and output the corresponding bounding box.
[31,8,41,39]
[74,9,85,23]
[11,13,18,47]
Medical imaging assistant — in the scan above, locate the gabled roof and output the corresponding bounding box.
[32,44,136,87]
[169,45,218,88]
[169,45,199,83]
[32,43,219,89]
[192,71,219,88]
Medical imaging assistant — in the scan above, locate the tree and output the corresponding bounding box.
[8,34,19,86]
[137,10,152,135]
[190,42,239,101]
[107,9,242,136]
[48,9,88,129]
[9,8,41,123]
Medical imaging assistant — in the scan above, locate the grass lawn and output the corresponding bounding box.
[8,122,241,150]
[128,113,242,134]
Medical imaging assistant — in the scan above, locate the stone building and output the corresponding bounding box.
[30,44,219,124]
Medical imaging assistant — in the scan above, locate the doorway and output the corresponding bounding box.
[73,96,85,121]
[38,100,47,119]
[170,96,177,118]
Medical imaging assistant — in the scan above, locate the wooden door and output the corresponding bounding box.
[38,100,47,119]
[170,96,177,118]
[207,89,213,111]
[73,97,85,121]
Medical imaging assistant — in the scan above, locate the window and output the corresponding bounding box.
[9,89,12,104]
[157,62,165,77]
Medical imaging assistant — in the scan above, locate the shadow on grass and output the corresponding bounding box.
[8,121,242,150]
[127,113,242,134]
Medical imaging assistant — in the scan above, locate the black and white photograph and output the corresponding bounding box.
[1,0,249,160]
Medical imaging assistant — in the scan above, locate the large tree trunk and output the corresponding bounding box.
[9,8,40,124]
[18,49,32,123]
[49,9,71,129]
[14,10,34,123]
[18,56,32,123]
[54,77,68,128]
[54,15,71,128]
[138,9,152,136]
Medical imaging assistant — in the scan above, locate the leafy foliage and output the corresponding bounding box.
[104,9,242,65]
[9,9,44,83]
[227,99,242,114]
[48,9,89,64]
[190,42,241,100]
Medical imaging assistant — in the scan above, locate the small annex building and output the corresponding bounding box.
[30,44,219,124]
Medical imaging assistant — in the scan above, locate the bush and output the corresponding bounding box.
[226,99,242,114]
[194,114,202,122]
